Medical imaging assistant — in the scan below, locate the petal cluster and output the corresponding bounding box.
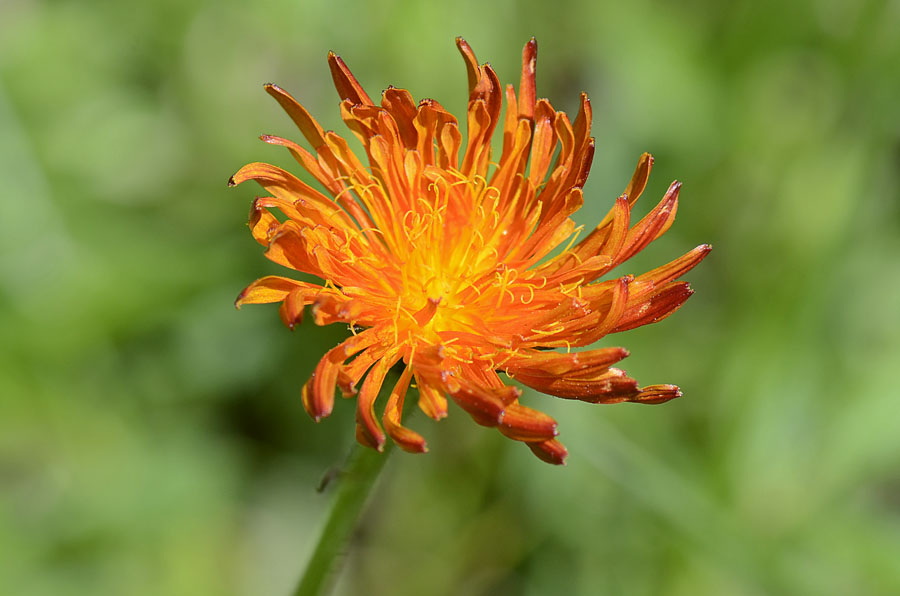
[232,38,710,464]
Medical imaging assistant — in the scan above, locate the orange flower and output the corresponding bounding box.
[231,38,710,464]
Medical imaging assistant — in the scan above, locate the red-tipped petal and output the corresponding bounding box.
[528,438,568,465]
[612,281,694,333]
[514,368,641,403]
[633,384,683,405]
[518,37,537,120]
[327,51,374,106]
[503,347,629,378]
[498,402,558,442]
[448,378,520,427]
[615,181,680,264]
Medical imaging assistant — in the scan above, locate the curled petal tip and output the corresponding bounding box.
[227,175,236,187]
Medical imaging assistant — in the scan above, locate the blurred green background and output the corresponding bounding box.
[2,0,899,594]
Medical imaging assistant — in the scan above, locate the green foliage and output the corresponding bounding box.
[2,0,899,594]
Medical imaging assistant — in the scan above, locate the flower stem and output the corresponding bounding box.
[293,442,392,596]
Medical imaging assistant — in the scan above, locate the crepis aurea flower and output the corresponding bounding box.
[231,38,710,465]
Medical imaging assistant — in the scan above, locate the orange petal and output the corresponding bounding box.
[497,402,558,442]
[414,373,448,420]
[355,350,401,451]
[278,288,306,329]
[633,384,682,405]
[327,51,374,106]
[502,347,630,378]
[528,100,558,187]
[247,198,279,246]
[528,438,568,465]
[514,367,641,403]
[455,37,480,96]
[437,121,462,170]
[624,152,654,207]
[383,365,428,453]
[572,93,592,152]
[336,344,389,396]
[615,181,680,264]
[461,99,492,177]
[302,353,341,422]
[260,134,345,197]
[263,224,319,274]
[448,377,520,427]
[414,98,458,168]
[612,281,694,333]
[518,37,537,121]
[599,196,631,259]
[578,275,630,343]
[235,276,316,307]
[229,162,356,231]
[302,331,381,421]
[572,138,595,189]
[636,244,712,286]
[381,87,419,150]
[500,83,518,156]
[263,83,327,149]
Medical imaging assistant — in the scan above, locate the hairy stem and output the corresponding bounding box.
[293,442,392,596]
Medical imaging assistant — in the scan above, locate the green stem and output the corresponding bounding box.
[293,442,392,596]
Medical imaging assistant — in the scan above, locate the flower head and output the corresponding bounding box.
[231,38,710,464]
